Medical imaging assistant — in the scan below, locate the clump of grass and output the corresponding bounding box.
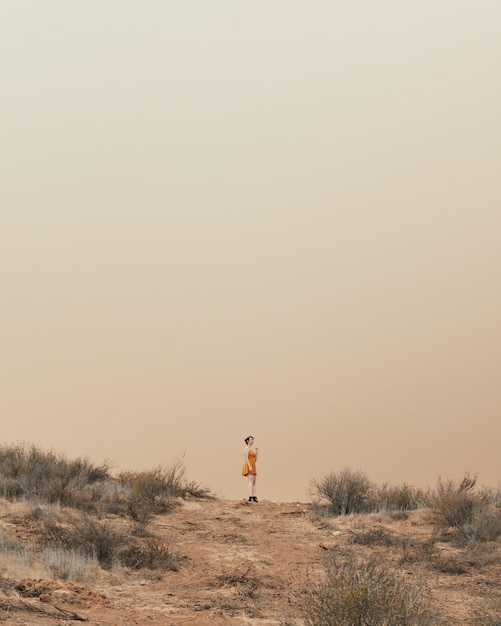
[0,529,32,579]
[120,537,180,571]
[399,537,439,566]
[350,527,397,547]
[300,554,435,626]
[374,483,430,513]
[40,546,99,581]
[212,563,262,599]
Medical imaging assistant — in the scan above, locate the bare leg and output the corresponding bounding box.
[250,475,257,498]
[247,474,254,498]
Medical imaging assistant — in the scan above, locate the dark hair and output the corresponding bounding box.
[244,436,254,445]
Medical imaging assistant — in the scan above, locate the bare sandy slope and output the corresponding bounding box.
[1,497,500,624]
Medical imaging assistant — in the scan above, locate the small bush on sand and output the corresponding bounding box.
[430,473,480,531]
[120,537,179,571]
[310,468,374,516]
[430,473,501,545]
[124,470,180,534]
[301,554,435,626]
[350,527,397,547]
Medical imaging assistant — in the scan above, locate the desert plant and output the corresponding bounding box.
[119,537,180,571]
[429,473,501,545]
[124,468,180,533]
[430,473,481,532]
[40,546,99,581]
[399,537,439,566]
[0,443,110,508]
[301,554,435,626]
[39,515,127,568]
[374,483,429,512]
[350,527,397,547]
[310,468,374,516]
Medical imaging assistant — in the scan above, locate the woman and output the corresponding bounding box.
[242,435,259,502]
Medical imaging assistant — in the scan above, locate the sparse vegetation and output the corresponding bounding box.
[310,468,429,517]
[40,546,99,581]
[430,473,501,546]
[0,443,110,510]
[0,451,499,623]
[350,526,397,547]
[301,554,435,626]
[0,443,211,584]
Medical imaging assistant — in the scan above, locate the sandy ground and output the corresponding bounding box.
[1,497,500,624]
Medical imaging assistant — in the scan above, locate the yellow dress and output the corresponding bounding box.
[242,449,257,476]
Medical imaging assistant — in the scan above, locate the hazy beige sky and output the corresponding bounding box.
[2,1,500,501]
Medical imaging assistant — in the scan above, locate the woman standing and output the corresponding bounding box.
[242,436,259,502]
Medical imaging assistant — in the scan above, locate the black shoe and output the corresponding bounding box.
[252,497,259,503]
[248,497,253,502]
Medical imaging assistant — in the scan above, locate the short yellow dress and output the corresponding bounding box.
[242,449,257,476]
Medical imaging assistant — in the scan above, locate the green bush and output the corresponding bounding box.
[301,554,435,626]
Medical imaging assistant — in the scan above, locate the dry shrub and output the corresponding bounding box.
[301,554,435,626]
[375,483,429,512]
[350,527,397,547]
[458,505,501,545]
[120,537,179,571]
[39,516,127,568]
[310,470,429,517]
[213,563,262,599]
[0,443,110,510]
[430,473,501,546]
[399,536,438,565]
[40,546,99,581]
[430,473,480,532]
[38,513,179,572]
[310,468,374,516]
[125,471,180,534]
[119,458,212,532]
